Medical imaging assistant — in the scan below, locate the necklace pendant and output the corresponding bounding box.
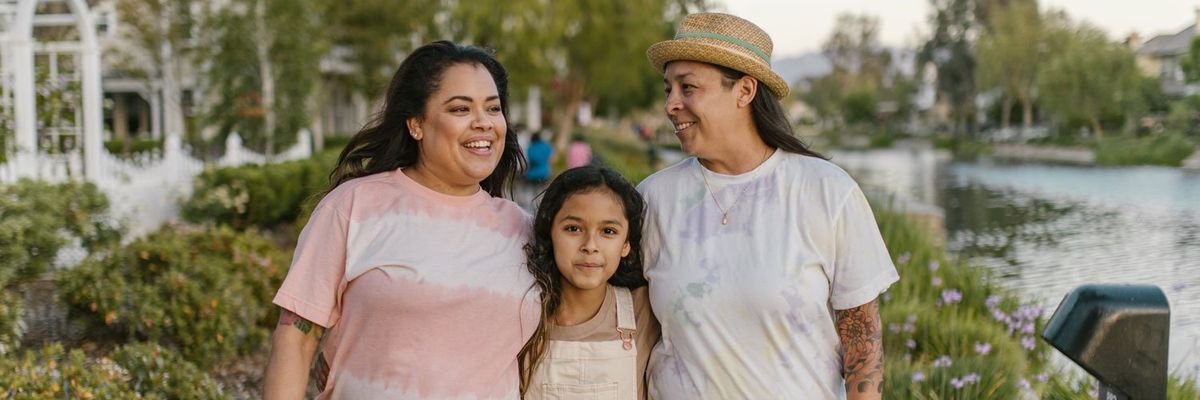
[721,214,728,225]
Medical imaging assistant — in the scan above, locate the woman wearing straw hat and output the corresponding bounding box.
[637,13,898,399]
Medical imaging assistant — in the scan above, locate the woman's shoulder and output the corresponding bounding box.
[311,171,398,213]
[778,152,860,192]
[636,157,696,196]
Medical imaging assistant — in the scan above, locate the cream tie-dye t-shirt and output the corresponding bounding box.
[637,150,899,399]
[273,169,539,400]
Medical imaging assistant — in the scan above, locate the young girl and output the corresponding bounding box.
[520,165,660,400]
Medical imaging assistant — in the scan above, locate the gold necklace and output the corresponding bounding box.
[698,148,772,225]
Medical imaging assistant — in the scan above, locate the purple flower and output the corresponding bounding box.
[1019,378,1032,389]
[902,322,915,333]
[941,289,963,305]
[912,371,926,382]
[898,253,911,265]
[931,276,943,287]
[929,260,940,272]
[906,339,916,349]
[991,309,1009,323]
[951,377,966,389]
[986,295,1002,309]
[1036,373,1049,382]
[963,373,980,383]
[932,355,953,368]
[1021,322,1036,335]
[1021,336,1036,351]
[889,323,901,333]
[974,342,992,355]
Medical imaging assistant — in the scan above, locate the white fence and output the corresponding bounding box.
[0,129,313,237]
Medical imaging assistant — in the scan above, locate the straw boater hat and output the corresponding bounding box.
[647,13,790,98]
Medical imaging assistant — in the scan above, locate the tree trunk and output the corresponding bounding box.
[159,3,186,140]
[1089,115,1104,138]
[552,81,585,158]
[1000,96,1013,130]
[1021,98,1033,130]
[256,0,277,156]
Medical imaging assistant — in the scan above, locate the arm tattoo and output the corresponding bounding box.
[279,309,323,338]
[835,299,884,395]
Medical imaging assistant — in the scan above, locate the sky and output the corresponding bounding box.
[718,0,1200,58]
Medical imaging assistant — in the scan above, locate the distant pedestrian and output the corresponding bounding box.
[567,134,592,168]
[525,131,553,184]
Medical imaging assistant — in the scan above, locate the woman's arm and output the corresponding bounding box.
[835,299,884,400]
[263,309,326,399]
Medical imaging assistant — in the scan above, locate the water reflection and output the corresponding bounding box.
[831,147,1200,376]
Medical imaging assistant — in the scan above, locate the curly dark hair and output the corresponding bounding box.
[517,165,647,394]
[325,40,526,197]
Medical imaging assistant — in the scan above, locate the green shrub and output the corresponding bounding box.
[933,135,991,157]
[182,151,337,229]
[0,289,19,355]
[112,342,228,399]
[0,342,228,399]
[1094,133,1196,166]
[0,343,139,399]
[104,138,163,157]
[583,129,656,184]
[59,226,289,367]
[0,179,122,281]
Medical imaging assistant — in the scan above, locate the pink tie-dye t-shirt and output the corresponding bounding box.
[273,169,540,399]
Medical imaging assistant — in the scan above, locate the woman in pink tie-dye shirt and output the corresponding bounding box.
[263,41,539,400]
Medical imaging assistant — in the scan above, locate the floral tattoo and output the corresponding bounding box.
[835,299,884,394]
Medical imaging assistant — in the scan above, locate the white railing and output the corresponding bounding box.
[0,129,314,237]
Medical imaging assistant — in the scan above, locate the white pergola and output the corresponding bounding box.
[2,0,103,180]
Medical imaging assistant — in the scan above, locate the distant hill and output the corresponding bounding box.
[772,52,832,86]
[773,48,919,88]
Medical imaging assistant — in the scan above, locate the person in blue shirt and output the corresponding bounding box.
[525,131,553,184]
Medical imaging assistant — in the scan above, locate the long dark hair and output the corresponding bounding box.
[326,40,526,197]
[715,64,827,160]
[517,165,648,394]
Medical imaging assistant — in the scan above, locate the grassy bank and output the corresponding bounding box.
[1094,134,1196,167]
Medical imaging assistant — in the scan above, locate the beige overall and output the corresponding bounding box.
[527,287,639,400]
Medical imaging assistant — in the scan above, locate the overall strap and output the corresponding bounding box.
[615,286,637,351]
[615,287,637,331]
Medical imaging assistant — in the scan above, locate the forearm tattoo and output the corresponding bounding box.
[279,309,323,338]
[835,299,884,395]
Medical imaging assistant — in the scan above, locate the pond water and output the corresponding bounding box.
[830,147,1200,378]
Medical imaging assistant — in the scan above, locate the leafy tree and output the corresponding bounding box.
[976,2,1043,130]
[1180,36,1200,83]
[920,0,978,135]
[320,0,438,98]
[801,74,846,127]
[198,0,327,155]
[842,88,878,125]
[823,13,891,90]
[110,0,200,139]
[1037,19,1141,137]
[446,0,707,152]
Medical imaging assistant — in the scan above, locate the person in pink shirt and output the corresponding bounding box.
[263,41,538,399]
[566,134,593,168]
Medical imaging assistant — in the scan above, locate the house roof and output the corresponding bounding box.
[1138,24,1196,57]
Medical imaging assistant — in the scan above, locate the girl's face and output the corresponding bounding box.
[406,63,507,195]
[551,189,631,294]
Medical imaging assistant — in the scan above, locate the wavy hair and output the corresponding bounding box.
[325,40,526,197]
[517,165,648,394]
[713,64,827,160]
